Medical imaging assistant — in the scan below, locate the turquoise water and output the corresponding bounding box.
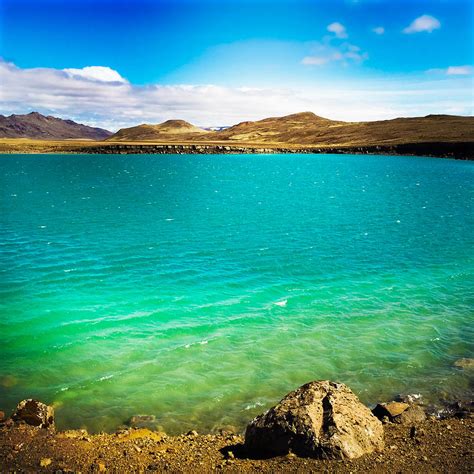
[0,153,473,434]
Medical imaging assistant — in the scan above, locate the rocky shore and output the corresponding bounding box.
[71,141,474,160]
[1,380,473,473]
[0,139,473,160]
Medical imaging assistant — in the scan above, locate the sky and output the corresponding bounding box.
[0,0,472,130]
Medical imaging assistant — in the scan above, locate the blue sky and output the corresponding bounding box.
[0,0,472,129]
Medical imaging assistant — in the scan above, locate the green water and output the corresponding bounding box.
[0,153,473,433]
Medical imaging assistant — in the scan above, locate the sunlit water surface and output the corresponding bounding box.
[0,153,473,433]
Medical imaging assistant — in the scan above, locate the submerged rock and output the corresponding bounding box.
[454,358,474,370]
[11,400,54,429]
[244,380,384,459]
[126,415,160,430]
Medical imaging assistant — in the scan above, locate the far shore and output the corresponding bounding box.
[0,138,473,160]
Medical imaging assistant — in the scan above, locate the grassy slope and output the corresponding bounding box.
[196,113,474,146]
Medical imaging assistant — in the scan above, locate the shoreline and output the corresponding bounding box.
[1,395,472,472]
[0,140,473,160]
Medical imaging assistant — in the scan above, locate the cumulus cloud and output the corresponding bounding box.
[0,60,301,129]
[0,59,471,130]
[403,15,441,34]
[446,65,473,75]
[372,26,385,35]
[63,66,128,83]
[327,22,348,39]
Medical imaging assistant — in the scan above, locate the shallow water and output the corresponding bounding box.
[0,153,473,433]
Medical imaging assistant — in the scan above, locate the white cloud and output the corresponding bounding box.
[301,42,368,67]
[403,15,441,34]
[446,65,473,75]
[63,66,128,83]
[0,60,471,130]
[301,56,329,66]
[372,26,385,35]
[427,65,473,76]
[327,22,348,39]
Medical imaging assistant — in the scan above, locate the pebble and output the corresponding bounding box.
[40,458,52,467]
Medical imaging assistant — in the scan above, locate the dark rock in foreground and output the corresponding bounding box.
[373,400,427,426]
[244,380,384,459]
[373,401,410,421]
[11,399,54,429]
[392,405,426,425]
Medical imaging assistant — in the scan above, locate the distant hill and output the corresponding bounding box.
[2,111,472,149]
[109,119,209,141]
[0,112,112,140]
[201,112,474,146]
[108,112,473,147]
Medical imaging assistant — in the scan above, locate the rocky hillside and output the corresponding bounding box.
[0,112,112,140]
[108,119,209,141]
[202,112,474,146]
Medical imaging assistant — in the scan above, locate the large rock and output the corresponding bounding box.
[244,381,384,459]
[11,399,54,429]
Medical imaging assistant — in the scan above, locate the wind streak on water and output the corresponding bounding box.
[0,153,473,433]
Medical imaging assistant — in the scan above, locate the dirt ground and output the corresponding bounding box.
[0,416,472,473]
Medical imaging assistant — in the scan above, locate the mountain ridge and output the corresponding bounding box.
[1,111,472,147]
[0,112,112,140]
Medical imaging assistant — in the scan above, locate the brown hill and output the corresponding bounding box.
[0,112,112,140]
[201,112,473,146]
[109,119,209,141]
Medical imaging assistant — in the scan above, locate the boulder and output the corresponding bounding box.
[244,380,384,459]
[11,399,54,429]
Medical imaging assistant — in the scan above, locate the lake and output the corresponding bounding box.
[0,153,473,433]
